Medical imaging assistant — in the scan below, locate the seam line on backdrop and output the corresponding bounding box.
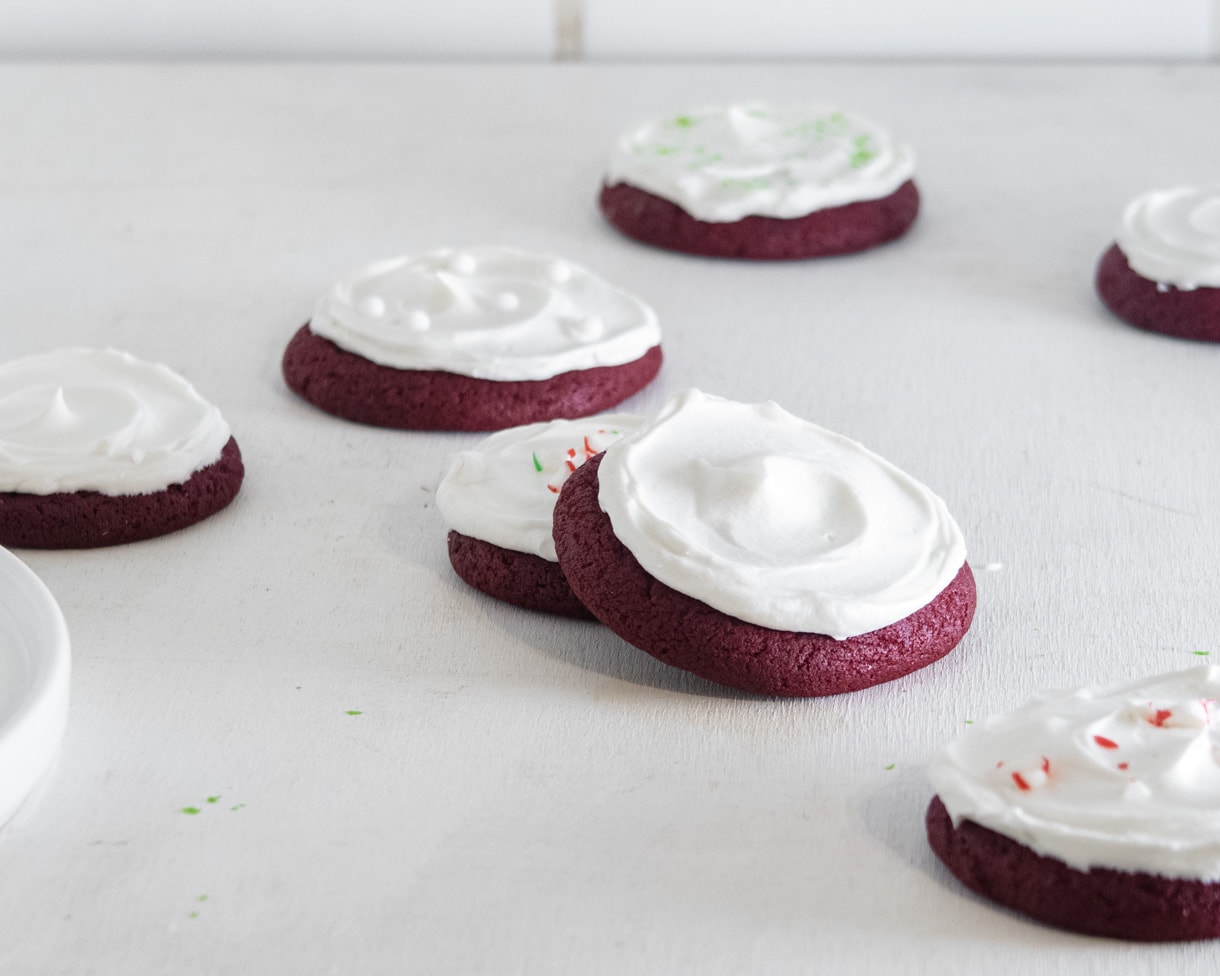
[555,0,584,60]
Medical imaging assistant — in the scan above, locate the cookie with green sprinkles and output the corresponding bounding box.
[436,414,642,616]
[600,103,920,260]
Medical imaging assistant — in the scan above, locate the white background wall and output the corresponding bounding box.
[1,0,1218,59]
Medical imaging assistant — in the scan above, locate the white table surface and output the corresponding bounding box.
[2,60,1220,975]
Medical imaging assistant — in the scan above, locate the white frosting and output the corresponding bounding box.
[595,390,966,639]
[436,414,642,561]
[605,103,916,223]
[309,246,661,381]
[928,666,1220,881]
[0,348,230,496]
[1115,187,1220,290]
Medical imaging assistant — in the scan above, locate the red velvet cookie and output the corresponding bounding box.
[446,531,592,619]
[600,103,919,260]
[284,247,662,431]
[1096,244,1220,342]
[1095,187,1220,341]
[926,796,1220,942]
[554,391,975,696]
[436,415,642,616]
[283,325,661,432]
[1,438,244,549]
[599,180,920,261]
[0,348,243,549]
[926,667,1220,941]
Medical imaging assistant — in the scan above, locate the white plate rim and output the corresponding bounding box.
[0,545,71,829]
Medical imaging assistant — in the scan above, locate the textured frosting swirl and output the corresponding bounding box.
[1116,186,1220,289]
[595,390,965,638]
[437,415,641,561]
[309,246,661,381]
[928,666,1220,880]
[0,348,230,496]
[604,103,915,223]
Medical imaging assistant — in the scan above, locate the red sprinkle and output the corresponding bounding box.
[1012,772,1031,791]
[547,485,560,494]
[1149,709,1173,728]
[1118,762,1130,770]
[1041,756,1051,774]
[1094,735,1119,749]
[582,436,595,458]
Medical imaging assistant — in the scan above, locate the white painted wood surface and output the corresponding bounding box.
[2,61,1220,974]
[2,0,1217,58]
[583,0,1217,59]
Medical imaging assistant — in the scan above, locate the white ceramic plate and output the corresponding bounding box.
[0,546,70,828]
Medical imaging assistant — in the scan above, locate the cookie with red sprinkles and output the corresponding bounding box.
[927,666,1220,941]
[436,414,641,617]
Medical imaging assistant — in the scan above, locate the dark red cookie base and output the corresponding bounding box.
[282,325,662,431]
[926,795,1220,941]
[447,530,593,620]
[1095,244,1220,342]
[598,179,920,260]
[0,437,244,549]
[552,453,974,697]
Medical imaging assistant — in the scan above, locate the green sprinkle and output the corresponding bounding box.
[531,451,543,472]
[964,719,974,725]
[849,149,876,169]
[651,145,680,156]
[206,796,221,804]
[884,763,896,771]
[346,710,363,716]
[1193,650,1210,657]
[230,804,246,812]
[197,895,209,903]
[673,115,695,128]
[188,912,199,919]
[181,807,201,816]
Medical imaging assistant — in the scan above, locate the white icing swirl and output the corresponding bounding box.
[0,348,230,496]
[605,103,916,223]
[928,666,1220,881]
[595,390,965,639]
[1116,187,1220,290]
[436,414,642,561]
[309,246,661,381]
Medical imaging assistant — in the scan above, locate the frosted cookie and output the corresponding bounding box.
[0,348,243,549]
[927,666,1220,941]
[599,103,920,260]
[552,390,974,696]
[437,414,641,617]
[282,246,663,430]
[1095,187,1220,341]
